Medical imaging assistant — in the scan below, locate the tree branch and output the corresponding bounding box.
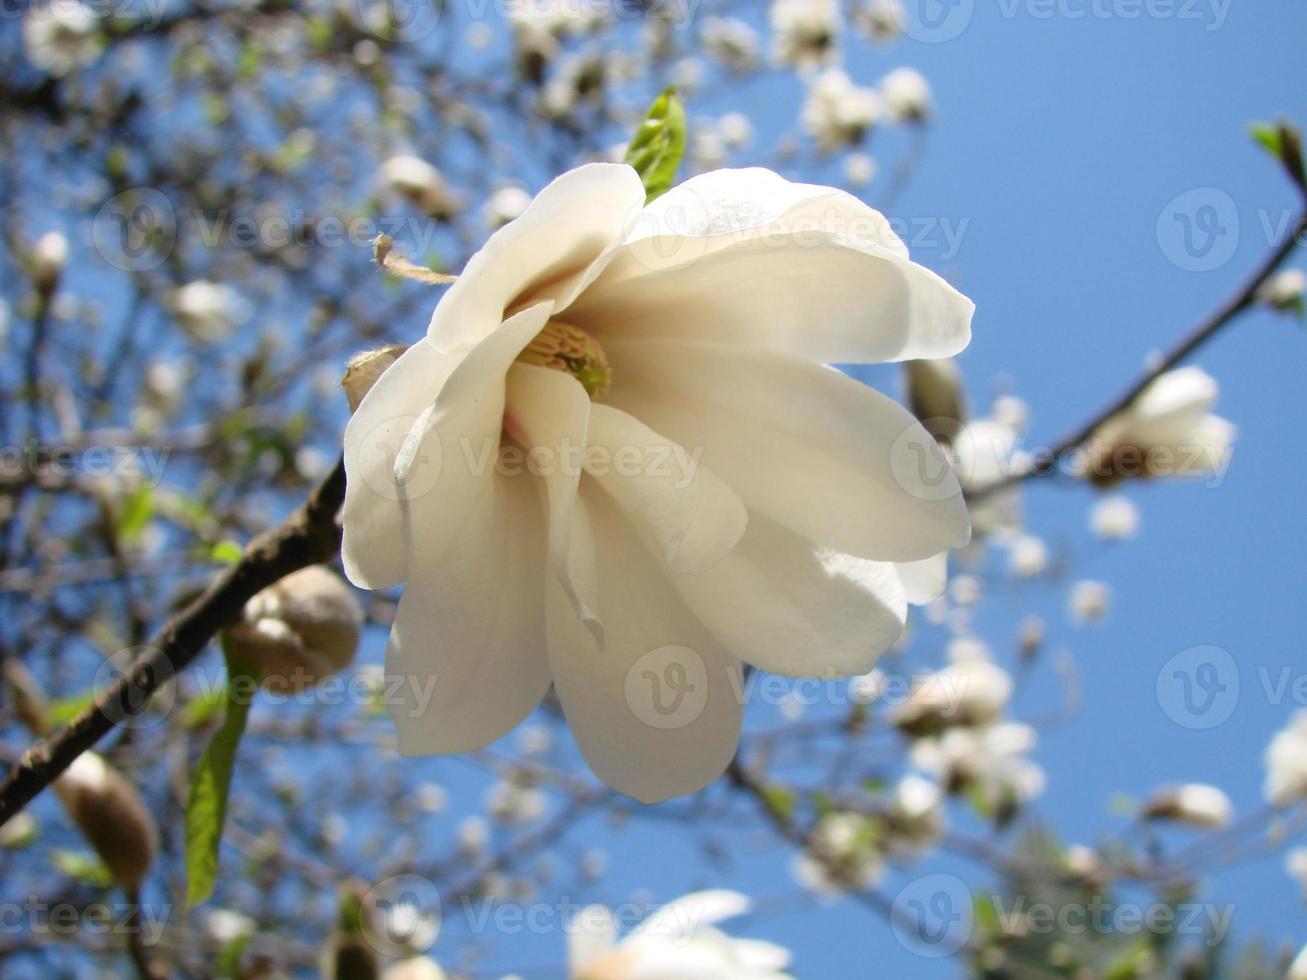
[968,207,1307,500]
[0,457,347,827]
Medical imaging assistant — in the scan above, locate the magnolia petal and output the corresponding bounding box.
[896,553,948,605]
[669,511,906,678]
[341,339,460,590]
[572,233,971,365]
[384,302,555,571]
[546,486,744,804]
[632,890,750,940]
[504,363,600,640]
[385,470,550,755]
[427,163,645,351]
[585,404,747,576]
[571,167,970,364]
[604,338,971,562]
[629,166,908,256]
[569,905,620,972]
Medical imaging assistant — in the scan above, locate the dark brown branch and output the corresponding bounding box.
[0,457,347,827]
[968,207,1307,500]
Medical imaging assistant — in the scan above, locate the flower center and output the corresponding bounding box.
[516,320,611,399]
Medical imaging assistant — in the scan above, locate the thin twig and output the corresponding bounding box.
[969,208,1307,501]
[0,458,347,826]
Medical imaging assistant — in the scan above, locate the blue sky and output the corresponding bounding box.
[797,3,1307,975]
[114,4,1304,976]
[515,4,1307,976]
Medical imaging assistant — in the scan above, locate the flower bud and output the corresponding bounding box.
[892,659,1012,736]
[54,751,158,891]
[1140,783,1232,829]
[881,67,932,123]
[224,566,363,691]
[31,231,68,296]
[380,156,460,220]
[384,958,446,980]
[905,358,966,439]
[325,881,379,980]
[342,345,407,413]
[1259,268,1305,312]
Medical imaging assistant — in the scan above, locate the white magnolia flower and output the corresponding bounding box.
[880,67,933,123]
[1291,944,1307,980]
[1259,267,1305,311]
[770,0,840,69]
[24,1,103,77]
[172,280,243,341]
[792,812,883,895]
[1265,710,1307,806]
[381,155,460,220]
[1007,534,1048,578]
[893,658,1011,734]
[342,164,973,802]
[912,722,1046,812]
[1090,494,1139,540]
[570,891,792,979]
[701,17,761,74]
[856,0,904,40]
[843,151,877,188]
[1068,579,1110,624]
[802,69,882,152]
[1286,847,1307,898]
[1140,783,1233,829]
[1085,367,1234,486]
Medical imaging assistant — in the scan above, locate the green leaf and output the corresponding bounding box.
[46,690,95,726]
[760,784,796,821]
[180,683,229,729]
[210,540,244,566]
[624,88,687,203]
[116,486,155,542]
[1250,119,1306,190]
[216,935,251,979]
[185,643,260,907]
[52,849,114,887]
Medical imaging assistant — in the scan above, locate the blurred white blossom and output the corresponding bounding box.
[880,67,932,122]
[1091,495,1140,540]
[23,1,103,77]
[802,69,881,152]
[569,891,792,979]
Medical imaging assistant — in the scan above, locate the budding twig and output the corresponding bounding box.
[0,459,348,827]
[373,234,458,285]
[967,206,1307,502]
